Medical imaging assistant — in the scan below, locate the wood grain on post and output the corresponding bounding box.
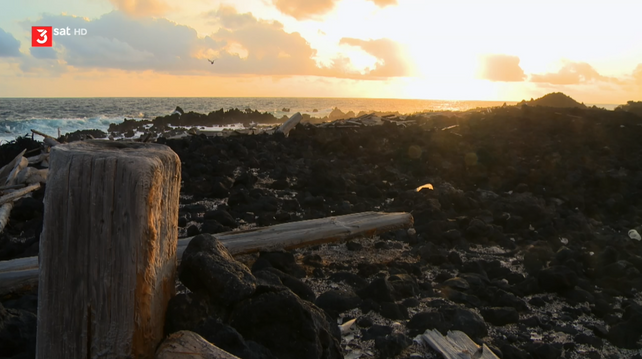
[36,140,181,359]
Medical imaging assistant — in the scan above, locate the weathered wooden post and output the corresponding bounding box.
[36,141,181,359]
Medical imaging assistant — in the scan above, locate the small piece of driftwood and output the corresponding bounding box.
[5,157,29,185]
[277,112,302,136]
[0,184,26,192]
[0,202,13,234]
[27,152,49,165]
[31,129,61,147]
[15,167,48,185]
[155,331,241,359]
[30,129,55,140]
[0,183,40,207]
[0,211,413,296]
[0,149,26,185]
[415,329,500,359]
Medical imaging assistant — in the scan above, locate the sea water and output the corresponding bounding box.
[0,97,618,144]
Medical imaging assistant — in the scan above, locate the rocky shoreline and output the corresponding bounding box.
[2,102,642,358]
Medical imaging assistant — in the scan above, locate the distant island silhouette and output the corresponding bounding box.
[517,92,587,109]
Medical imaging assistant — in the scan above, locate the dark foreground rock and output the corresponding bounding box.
[0,302,37,359]
[179,234,257,308]
[229,287,342,359]
[168,234,342,359]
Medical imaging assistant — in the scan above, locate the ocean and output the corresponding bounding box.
[0,97,619,144]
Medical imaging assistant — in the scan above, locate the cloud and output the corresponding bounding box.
[370,0,397,6]
[338,37,411,77]
[22,12,225,72]
[633,63,642,85]
[271,0,335,20]
[0,28,21,57]
[29,47,58,59]
[478,54,525,82]
[18,7,410,80]
[206,6,325,76]
[530,61,608,85]
[108,0,169,17]
[270,0,397,20]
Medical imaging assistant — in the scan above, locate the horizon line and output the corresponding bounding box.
[0,96,627,105]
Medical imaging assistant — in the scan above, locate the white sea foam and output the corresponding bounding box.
[0,115,126,144]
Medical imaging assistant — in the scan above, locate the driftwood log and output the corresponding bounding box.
[0,149,26,185]
[0,211,413,296]
[0,202,13,234]
[155,331,241,359]
[277,112,302,135]
[0,183,40,206]
[36,140,181,359]
[415,329,500,359]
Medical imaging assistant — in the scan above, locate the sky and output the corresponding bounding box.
[0,0,641,102]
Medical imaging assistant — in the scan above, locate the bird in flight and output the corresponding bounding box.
[207,58,217,65]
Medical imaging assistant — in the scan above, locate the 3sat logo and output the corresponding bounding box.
[32,26,52,47]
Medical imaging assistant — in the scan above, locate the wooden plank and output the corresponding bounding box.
[155,331,241,359]
[416,329,500,359]
[0,211,412,296]
[36,140,181,359]
[277,112,302,136]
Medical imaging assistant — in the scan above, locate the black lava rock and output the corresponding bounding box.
[356,277,396,303]
[204,209,238,228]
[229,287,342,359]
[255,267,316,302]
[537,265,578,292]
[328,272,368,289]
[315,289,362,314]
[375,333,412,358]
[481,307,519,326]
[164,292,210,335]
[196,317,276,359]
[379,302,408,320]
[361,325,393,341]
[252,251,306,278]
[179,234,257,307]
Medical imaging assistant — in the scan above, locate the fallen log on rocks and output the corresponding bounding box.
[0,211,413,295]
[198,210,413,256]
[155,331,241,359]
[415,329,500,359]
[277,112,302,136]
